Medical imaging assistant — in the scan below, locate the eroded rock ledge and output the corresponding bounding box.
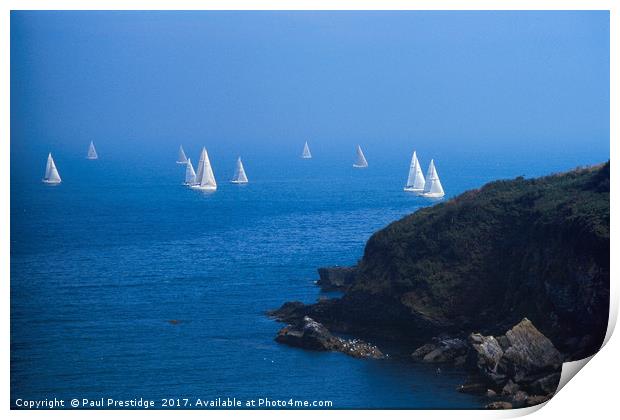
[275,316,384,359]
[411,318,562,408]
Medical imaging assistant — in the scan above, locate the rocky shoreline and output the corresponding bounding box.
[411,318,562,408]
[270,296,561,408]
[268,164,609,409]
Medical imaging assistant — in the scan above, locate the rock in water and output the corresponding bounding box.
[275,316,384,359]
[501,318,563,383]
[468,318,562,395]
[411,338,468,364]
[276,316,341,351]
[469,333,506,384]
[411,343,437,359]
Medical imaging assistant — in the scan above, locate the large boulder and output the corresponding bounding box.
[468,333,506,384]
[500,318,563,383]
[412,338,468,364]
[468,318,563,394]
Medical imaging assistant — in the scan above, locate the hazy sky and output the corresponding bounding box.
[11,11,609,163]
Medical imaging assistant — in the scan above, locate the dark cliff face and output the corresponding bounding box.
[345,163,609,358]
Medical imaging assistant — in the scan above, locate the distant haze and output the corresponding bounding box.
[11,11,609,171]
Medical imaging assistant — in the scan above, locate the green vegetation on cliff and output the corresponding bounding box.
[352,162,609,357]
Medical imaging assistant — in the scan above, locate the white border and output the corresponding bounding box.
[2,1,616,419]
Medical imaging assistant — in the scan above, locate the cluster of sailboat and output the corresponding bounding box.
[176,146,245,191]
[43,140,445,198]
[403,151,445,198]
[301,142,444,198]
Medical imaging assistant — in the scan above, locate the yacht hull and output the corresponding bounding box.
[190,185,217,191]
[419,192,445,198]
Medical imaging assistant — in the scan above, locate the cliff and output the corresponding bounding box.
[272,162,610,360]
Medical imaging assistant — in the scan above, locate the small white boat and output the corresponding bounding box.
[419,159,445,198]
[353,145,368,168]
[191,147,217,191]
[403,151,425,192]
[176,145,188,164]
[42,153,61,184]
[184,158,196,185]
[231,157,249,184]
[301,141,312,159]
[86,141,98,160]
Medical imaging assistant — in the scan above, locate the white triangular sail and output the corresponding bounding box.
[192,147,217,191]
[177,145,188,164]
[420,159,445,198]
[184,158,196,185]
[353,145,368,168]
[301,141,312,159]
[195,147,206,183]
[86,141,98,160]
[231,157,249,184]
[404,151,425,192]
[43,153,61,184]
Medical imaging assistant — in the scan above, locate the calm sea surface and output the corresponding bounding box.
[10,147,600,408]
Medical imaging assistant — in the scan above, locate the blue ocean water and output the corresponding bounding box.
[10,147,604,409]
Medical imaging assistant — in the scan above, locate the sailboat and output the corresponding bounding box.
[191,147,217,191]
[184,158,196,185]
[419,159,445,198]
[42,153,61,184]
[404,151,425,192]
[301,141,312,159]
[231,157,249,184]
[177,145,188,164]
[86,141,98,160]
[353,145,368,168]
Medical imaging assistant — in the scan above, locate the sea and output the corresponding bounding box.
[10,145,605,409]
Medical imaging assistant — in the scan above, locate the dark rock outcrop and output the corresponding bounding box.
[469,318,562,393]
[486,401,513,410]
[272,163,609,361]
[317,266,357,291]
[411,337,468,365]
[416,318,562,408]
[275,316,384,359]
[458,318,562,408]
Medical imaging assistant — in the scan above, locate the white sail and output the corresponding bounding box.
[43,153,61,184]
[195,147,206,183]
[86,141,98,160]
[184,158,196,185]
[404,151,425,192]
[192,147,217,191]
[231,157,249,184]
[301,141,312,159]
[420,159,445,198]
[353,145,368,168]
[177,145,188,164]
